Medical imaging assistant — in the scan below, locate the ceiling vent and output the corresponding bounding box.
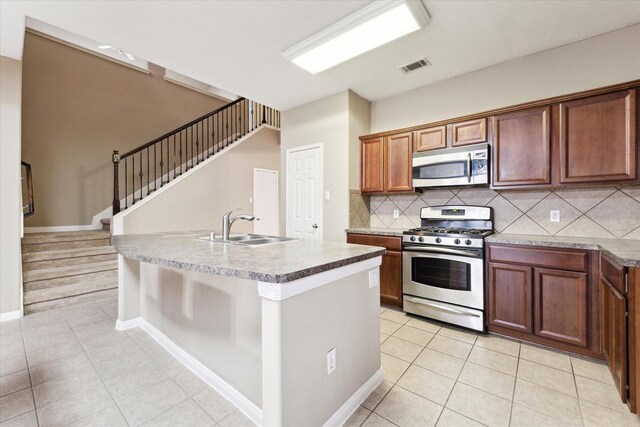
[399,58,431,74]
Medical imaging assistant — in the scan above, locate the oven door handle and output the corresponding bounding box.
[466,153,472,183]
[403,245,481,258]
[406,297,481,318]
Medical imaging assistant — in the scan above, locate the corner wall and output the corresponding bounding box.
[0,56,23,317]
[280,92,350,242]
[371,24,640,133]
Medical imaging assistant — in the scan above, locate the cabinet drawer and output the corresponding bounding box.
[346,233,401,251]
[489,245,588,272]
[601,255,625,294]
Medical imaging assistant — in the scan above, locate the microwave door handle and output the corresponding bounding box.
[466,153,472,183]
[406,298,481,318]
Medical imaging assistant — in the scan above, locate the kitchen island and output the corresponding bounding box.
[112,231,385,427]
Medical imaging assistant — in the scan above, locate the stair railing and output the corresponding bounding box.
[112,98,280,214]
[21,161,35,217]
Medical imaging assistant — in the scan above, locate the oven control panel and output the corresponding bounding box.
[403,234,484,249]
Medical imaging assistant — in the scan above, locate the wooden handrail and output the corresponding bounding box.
[112,97,280,215]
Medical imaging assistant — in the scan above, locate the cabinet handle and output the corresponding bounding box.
[467,153,472,183]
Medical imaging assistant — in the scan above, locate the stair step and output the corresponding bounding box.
[22,237,112,253]
[24,269,118,292]
[22,246,116,263]
[24,288,118,315]
[24,277,118,305]
[23,253,117,272]
[22,230,110,245]
[23,260,117,283]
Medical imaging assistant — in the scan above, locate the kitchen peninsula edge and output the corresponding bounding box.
[112,231,385,427]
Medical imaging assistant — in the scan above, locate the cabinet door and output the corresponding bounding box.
[380,251,403,308]
[450,118,487,146]
[492,107,551,187]
[361,137,384,192]
[534,268,589,348]
[601,276,628,403]
[488,262,533,333]
[384,132,413,192]
[413,126,446,152]
[559,89,637,183]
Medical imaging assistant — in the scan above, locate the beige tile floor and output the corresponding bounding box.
[1,299,639,426]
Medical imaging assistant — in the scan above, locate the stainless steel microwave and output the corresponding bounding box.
[412,144,489,188]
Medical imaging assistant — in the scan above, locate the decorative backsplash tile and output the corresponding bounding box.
[366,186,640,240]
[349,190,370,228]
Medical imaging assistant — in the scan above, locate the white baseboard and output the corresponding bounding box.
[115,317,141,331]
[322,368,383,427]
[24,224,101,233]
[0,310,22,322]
[136,318,262,426]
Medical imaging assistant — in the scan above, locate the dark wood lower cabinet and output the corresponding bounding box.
[534,268,589,348]
[487,244,600,358]
[487,262,533,333]
[600,275,627,403]
[346,233,402,308]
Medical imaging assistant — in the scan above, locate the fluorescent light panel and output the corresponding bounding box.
[283,0,430,74]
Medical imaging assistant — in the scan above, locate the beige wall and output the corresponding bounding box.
[119,128,280,235]
[371,24,640,133]
[21,32,227,227]
[1,56,23,316]
[280,91,350,242]
[348,91,371,190]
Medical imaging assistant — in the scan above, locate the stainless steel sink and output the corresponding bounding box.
[198,233,297,246]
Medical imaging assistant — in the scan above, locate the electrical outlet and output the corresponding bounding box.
[327,348,336,375]
[393,209,400,219]
[369,269,380,288]
[550,210,560,222]
[324,191,331,200]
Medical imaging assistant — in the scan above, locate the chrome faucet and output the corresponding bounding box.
[222,209,255,241]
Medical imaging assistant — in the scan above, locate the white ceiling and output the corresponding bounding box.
[2,1,640,111]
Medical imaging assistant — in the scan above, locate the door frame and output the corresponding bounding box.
[285,143,324,240]
[253,168,279,235]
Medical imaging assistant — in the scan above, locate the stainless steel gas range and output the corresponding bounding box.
[402,205,493,332]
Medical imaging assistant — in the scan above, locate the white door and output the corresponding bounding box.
[254,168,279,235]
[286,144,323,240]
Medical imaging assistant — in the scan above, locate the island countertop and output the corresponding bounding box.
[112,231,385,283]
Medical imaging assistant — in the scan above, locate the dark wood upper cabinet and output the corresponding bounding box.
[360,132,413,194]
[534,267,589,348]
[559,89,637,184]
[487,262,533,333]
[450,118,487,146]
[492,107,551,187]
[384,132,413,192]
[413,126,446,152]
[360,137,384,192]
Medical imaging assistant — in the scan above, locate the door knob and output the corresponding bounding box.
[312,223,318,229]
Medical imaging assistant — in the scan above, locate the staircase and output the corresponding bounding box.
[21,231,117,314]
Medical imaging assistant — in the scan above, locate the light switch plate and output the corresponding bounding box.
[324,191,331,200]
[327,348,336,375]
[550,210,560,222]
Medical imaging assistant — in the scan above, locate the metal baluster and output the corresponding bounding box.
[146,147,150,196]
[124,158,128,209]
[139,152,143,201]
[179,131,183,175]
[131,154,135,204]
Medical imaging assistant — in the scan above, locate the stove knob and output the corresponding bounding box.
[454,238,461,245]
[410,236,416,242]
[465,239,472,245]
[418,237,424,242]
[435,237,441,243]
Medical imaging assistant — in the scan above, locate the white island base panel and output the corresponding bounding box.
[115,255,383,427]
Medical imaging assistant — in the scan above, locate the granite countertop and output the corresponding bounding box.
[112,231,385,283]
[487,233,640,267]
[345,228,405,237]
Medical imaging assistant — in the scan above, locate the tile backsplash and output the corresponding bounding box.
[362,186,640,240]
[349,190,371,229]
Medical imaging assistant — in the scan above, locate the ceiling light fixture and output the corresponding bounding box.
[283,0,430,74]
